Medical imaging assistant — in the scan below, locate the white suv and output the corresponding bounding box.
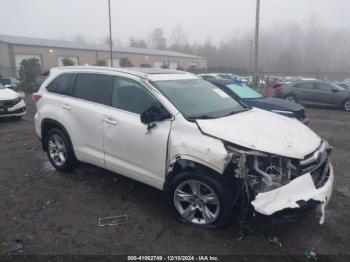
[34,67,333,227]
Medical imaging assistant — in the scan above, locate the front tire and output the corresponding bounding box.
[46,128,76,172]
[342,99,350,112]
[286,94,297,103]
[167,171,233,228]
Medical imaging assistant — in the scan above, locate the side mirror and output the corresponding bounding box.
[140,104,171,126]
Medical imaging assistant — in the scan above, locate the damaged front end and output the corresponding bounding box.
[225,141,334,224]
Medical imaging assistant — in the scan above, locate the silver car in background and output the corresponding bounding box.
[275,80,350,111]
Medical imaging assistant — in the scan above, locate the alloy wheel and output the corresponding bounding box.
[48,134,67,167]
[344,100,350,111]
[286,95,296,103]
[174,180,220,225]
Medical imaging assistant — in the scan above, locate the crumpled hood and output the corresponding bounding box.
[196,108,321,159]
[0,88,19,101]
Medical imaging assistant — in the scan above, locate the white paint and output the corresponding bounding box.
[0,88,26,117]
[251,164,334,224]
[148,73,198,81]
[0,87,20,100]
[197,108,321,159]
[168,113,229,174]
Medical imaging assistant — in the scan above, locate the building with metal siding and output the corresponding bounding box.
[0,34,207,77]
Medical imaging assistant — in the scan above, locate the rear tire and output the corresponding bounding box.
[342,99,350,112]
[286,94,297,103]
[166,171,233,228]
[46,128,76,172]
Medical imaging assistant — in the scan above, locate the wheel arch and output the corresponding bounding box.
[41,118,73,152]
[163,156,229,194]
[341,97,350,109]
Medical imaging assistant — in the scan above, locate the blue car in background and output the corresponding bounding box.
[207,79,309,124]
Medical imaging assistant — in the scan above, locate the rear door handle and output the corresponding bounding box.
[62,104,71,110]
[103,118,118,126]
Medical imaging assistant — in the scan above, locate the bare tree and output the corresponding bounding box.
[169,25,188,51]
[129,37,148,48]
[71,34,87,43]
[149,28,167,50]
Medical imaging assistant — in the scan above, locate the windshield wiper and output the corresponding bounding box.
[188,115,217,120]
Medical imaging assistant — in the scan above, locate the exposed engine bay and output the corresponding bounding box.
[225,140,333,224]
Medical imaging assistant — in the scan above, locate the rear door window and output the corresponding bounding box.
[73,73,114,106]
[314,82,333,92]
[47,74,73,95]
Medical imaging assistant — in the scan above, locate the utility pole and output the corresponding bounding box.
[248,40,253,74]
[108,0,113,67]
[254,0,260,88]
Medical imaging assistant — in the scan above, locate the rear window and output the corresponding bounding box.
[47,74,73,95]
[73,74,114,106]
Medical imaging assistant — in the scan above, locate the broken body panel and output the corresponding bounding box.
[163,91,332,223]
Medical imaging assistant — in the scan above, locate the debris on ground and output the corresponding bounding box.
[302,250,318,260]
[98,215,128,227]
[268,236,282,247]
[11,240,24,253]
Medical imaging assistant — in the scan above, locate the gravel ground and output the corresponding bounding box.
[0,96,349,258]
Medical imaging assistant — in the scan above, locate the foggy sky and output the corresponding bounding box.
[1,0,349,45]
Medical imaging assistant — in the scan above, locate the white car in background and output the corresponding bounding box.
[0,83,26,118]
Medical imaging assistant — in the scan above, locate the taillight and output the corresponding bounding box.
[32,93,42,103]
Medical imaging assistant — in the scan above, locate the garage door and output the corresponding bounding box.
[15,54,42,68]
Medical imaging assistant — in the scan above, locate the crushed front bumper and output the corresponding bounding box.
[251,163,334,224]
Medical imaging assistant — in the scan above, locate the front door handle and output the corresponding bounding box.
[103,118,118,126]
[62,104,71,110]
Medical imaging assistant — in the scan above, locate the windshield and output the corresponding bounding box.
[226,83,263,99]
[0,83,5,89]
[153,78,246,119]
[344,83,350,90]
[332,83,346,91]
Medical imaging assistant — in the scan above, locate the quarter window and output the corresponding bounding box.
[47,74,73,95]
[73,74,114,105]
[112,77,160,114]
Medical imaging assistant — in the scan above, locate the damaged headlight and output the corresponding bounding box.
[225,144,297,194]
[250,155,296,193]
